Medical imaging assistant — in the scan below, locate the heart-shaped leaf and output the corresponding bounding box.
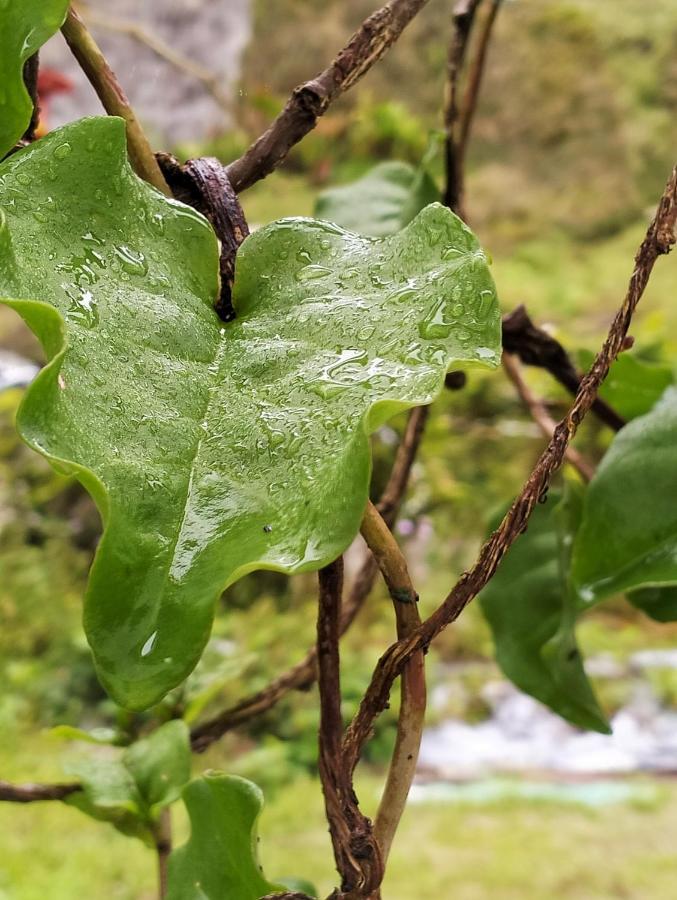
[0,117,500,709]
[480,489,609,733]
[0,0,70,157]
[572,388,677,604]
[167,773,283,900]
[315,160,439,237]
[64,720,190,841]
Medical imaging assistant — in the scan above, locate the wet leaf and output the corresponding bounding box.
[0,117,500,708]
[480,489,609,733]
[315,160,439,237]
[0,0,70,157]
[63,720,190,841]
[572,388,677,604]
[167,773,283,900]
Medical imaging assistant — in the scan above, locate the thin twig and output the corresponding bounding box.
[442,0,482,214]
[79,7,232,112]
[502,305,626,432]
[153,806,172,900]
[227,0,432,193]
[22,54,41,143]
[342,163,677,775]
[317,560,383,897]
[189,406,429,753]
[60,8,170,195]
[457,0,502,165]
[360,501,425,865]
[0,780,81,802]
[502,352,595,482]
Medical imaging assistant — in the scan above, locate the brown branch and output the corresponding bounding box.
[0,780,81,803]
[190,406,429,753]
[60,8,170,195]
[79,7,232,112]
[502,352,595,482]
[227,0,432,194]
[457,0,502,166]
[502,305,626,432]
[342,163,677,775]
[22,53,41,143]
[157,155,249,321]
[442,0,482,214]
[317,560,383,897]
[152,806,172,900]
[360,501,425,865]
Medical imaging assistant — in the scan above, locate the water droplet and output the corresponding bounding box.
[53,142,72,160]
[114,245,148,277]
[296,264,332,283]
[141,631,158,657]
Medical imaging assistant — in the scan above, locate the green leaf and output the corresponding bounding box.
[315,160,439,237]
[578,349,673,420]
[0,0,70,157]
[627,586,677,622]
[64,720,190,840]
[480,489,609,733]
[167,773,283,900]
[572,388,677,604]
[0,117,500,709]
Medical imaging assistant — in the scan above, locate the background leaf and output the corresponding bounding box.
[64,720,190,841]
[0,0,70,157]
[577,350,673,420]
[572,388,677,603]
[314,159,439,237]
[0,118,499,709]
[480,490,609,733]
[167,773,283,900]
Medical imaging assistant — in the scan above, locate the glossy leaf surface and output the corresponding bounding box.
[572,388,677,603]
[0,118,500,708]
[167,773,282,900]
[315,160,439,237]
[64,720,190,842]
[480,491,609,733]
[0,0,70,157]
[578,349,673,420]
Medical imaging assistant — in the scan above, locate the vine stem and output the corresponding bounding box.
[153,807,172,900]
[227,0,433,193]
[60,8,170,195]
[341,161,677,777]
[502,352,595,482]
[317,560,383,897]
[360,501,425,865]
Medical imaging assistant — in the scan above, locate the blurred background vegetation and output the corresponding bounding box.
[2,0,677,897]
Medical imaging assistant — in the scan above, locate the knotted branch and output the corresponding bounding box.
[227,0,433,193]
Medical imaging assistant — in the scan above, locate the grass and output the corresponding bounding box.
[2,732,677,900]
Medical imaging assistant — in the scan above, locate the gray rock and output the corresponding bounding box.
[41,0,251,144]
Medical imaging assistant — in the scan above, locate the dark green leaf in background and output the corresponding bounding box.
[0,117,500,709]
[315,159,439,237]
[480,489,609,733]
[167,773,283,900]
[0,0,70,157]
